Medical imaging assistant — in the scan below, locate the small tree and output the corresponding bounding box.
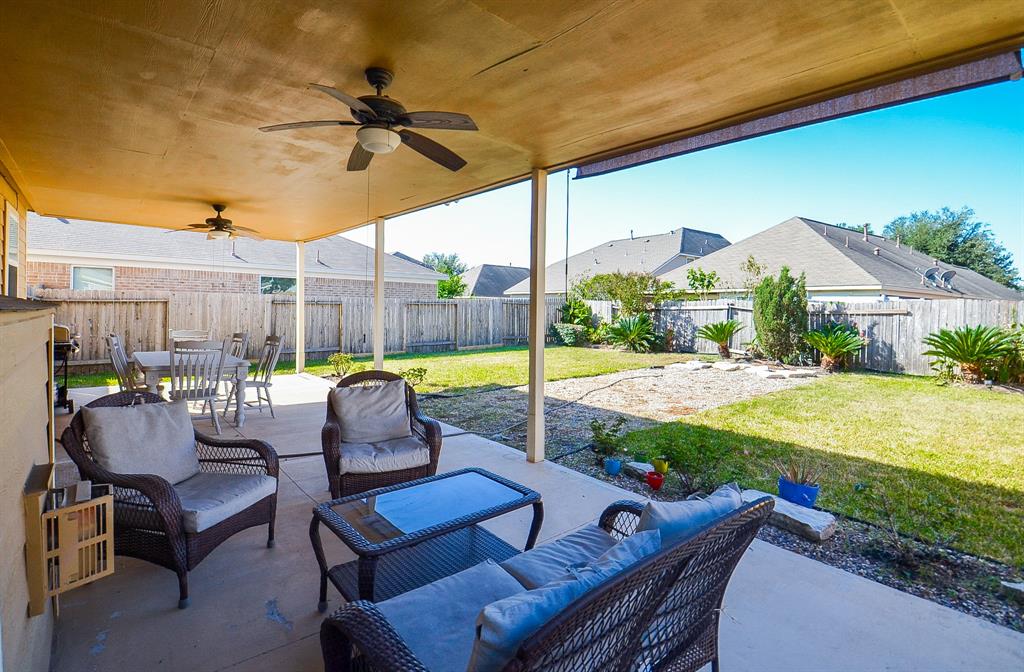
[686,267,719,301]
[739,255,766,298]
[753,267,808,362]
[436,274,467,298]
[577,272,682,315]
[423,252,469,298]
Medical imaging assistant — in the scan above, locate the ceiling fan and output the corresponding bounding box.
[259,67,477,172]
[169,204,263,240]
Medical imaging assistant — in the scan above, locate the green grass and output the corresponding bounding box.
[621,374,1024,567]
[68,345,695,393]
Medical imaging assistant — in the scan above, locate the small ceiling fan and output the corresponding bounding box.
[259,67,477,172]
[169,204,263,240]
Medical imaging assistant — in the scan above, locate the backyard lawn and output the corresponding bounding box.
[67,345,693,392]
[621,374,1024,567]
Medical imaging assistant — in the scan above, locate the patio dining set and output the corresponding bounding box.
[61,367,774,672]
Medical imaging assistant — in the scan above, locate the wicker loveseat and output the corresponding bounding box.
[61,391,279,608]
[321,370,443,498]
[321,495,774,672]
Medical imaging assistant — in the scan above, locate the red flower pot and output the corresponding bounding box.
[646,471,664,491]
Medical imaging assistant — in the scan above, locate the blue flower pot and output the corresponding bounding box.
[777,476,819,508]
[604,458,622,476]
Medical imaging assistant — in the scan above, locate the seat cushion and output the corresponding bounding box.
[638,482,742,546]
[338,436,431,475]
[376,559,525,672]
[468,530,662,672]
[500,524,617,589]
[330,378,412,443]
[83,399,200,484]
[174,472,277,533]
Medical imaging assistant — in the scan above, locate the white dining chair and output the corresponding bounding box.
[170,338,229,433]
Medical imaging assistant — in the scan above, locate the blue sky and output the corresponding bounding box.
[346,79,1024,276]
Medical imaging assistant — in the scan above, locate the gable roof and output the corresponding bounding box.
[660,217,1022,300]
[27,214,444,283]
[460,264,531,297]
[391,251,435,270]
[505,227,730,295]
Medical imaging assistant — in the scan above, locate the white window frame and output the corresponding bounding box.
[259,274,297,294]
[70,265,116,290]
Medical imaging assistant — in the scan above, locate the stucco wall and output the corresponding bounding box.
[0,308,55,672]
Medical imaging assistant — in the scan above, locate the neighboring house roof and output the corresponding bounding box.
[504,227,730,294]
[391,251,435,270]
[460,264,531,297]
[27,215,445,283]
[660,217,1022,300]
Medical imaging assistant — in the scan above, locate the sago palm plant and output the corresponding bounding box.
[606,314,657,353]
[803,322,864,372]
[922,324,1016,383]
[696,320,743,359]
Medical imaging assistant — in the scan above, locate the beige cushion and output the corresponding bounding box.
[174,472,277,533]
[338,436,431,475]
[500,524,617,589]
[329,379,412,443]
[376,560,525,672]
[82,399,199,484]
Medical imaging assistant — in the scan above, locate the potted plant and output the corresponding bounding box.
[652,456,670,474]
[773,458,821,508]
[604,454,623,476]
[645,471,665,491]
[589,417,627,468]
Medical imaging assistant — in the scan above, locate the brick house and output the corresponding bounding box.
[26,214,443,299]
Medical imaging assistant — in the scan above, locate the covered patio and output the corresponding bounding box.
[2,2,1024,671]
[49,377,1024,671]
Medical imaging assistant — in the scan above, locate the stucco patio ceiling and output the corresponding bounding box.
[1,1,1022,241]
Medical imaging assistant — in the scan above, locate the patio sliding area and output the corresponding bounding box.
[51,376,1024,671]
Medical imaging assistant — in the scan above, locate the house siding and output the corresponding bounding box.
[25,261,436,300]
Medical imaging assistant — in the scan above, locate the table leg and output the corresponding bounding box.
[309,516,330,613]
[144,370,159,394]
[234,368,247,428]
[526,501,544,550]
[357,556,378,602]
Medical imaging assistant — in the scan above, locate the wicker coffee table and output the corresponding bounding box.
[309,467,543,609]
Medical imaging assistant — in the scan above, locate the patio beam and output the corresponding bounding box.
[526,168,547,463]
[373,217,385,370]
[295,241,305,372]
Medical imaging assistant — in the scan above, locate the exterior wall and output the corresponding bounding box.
[1,177,29,299]
[25,261,437,300]
[0,308,55,672]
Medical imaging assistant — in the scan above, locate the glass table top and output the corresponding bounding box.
[328,471,526,545]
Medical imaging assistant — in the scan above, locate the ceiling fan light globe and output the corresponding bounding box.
[207,229,230,240]
[356,126,400,154]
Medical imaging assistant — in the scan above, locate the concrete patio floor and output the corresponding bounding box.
[53,375,1024,672]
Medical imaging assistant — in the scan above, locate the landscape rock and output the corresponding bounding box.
[1000,580,1024,604]
[742,489,837,542]
[780,369,816,379]
[711,361,744,371]
[623,461,655,480]
[671,361,711,370]
[745,365,770,374]
[755,369,786,379]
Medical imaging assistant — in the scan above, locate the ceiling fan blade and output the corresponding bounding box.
[259,120,359,132]
[399,111,478,131]
[230,229,264,241]
[346,143,373,171]
[398,130,467,172]
[309,84,377,118]
[166,224,208,232]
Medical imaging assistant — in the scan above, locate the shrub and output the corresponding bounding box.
[589,417,627,457]
[803,322,864,372]
[639,432,734,496]
[753,267,808,362]
[550,322,588,347]
[996,323,1024,384]
[576,272,683,316]
[922,325,1016,384]
[398,366,428,388]
[696,320,743,358]
[606,314,657,353]
[560,295,594,328]
[327,352,363,377]
[686,267,720,301]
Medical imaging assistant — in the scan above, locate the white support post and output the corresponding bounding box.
[295,241,306,373]
[373,217,385,370]
[526,168,548,463]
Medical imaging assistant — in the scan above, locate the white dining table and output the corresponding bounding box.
[133,351,251,427]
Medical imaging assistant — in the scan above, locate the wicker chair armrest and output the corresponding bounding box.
[106,472,186,541]
[321,403,343,473]
[321,601,429,672]
[411,410,442,463]
[598,499,647,539]
[194,431,279,477]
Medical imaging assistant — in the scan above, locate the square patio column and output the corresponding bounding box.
[295,241,306,372]
[373,217,385,369]
[526,168,547,463]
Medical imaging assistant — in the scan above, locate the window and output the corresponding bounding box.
[71,266,114,290]
[6,209,18,265]
[260,276,296,294]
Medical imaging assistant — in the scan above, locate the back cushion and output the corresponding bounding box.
[638,482,742,546]
[82,399,199,484]
[468,529,661,672]
[330,378,412,443]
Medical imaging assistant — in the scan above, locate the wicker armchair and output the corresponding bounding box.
[321,370,443,498]
[320,496,774,672]
[61,391,279,608]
